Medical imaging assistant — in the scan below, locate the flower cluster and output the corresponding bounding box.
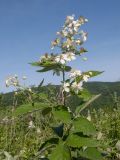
[5,75,28,88]
[48,15,88,66]
[51,15,88,50]
[57,15,88,37]
[55,52,76,64]
[5,75,19,87]
[63,70,92,94]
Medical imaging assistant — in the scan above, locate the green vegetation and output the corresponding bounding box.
[0,15,120,160]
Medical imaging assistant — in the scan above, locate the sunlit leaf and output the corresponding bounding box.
[72,117,96,135]
[66,134,100,148]
[49,143,71,160]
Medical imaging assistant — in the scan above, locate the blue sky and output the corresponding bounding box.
[0,0,120,92]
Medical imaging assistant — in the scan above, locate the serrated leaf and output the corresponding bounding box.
[75,94,101,114]
[66,134,100,148]
[72,117,96,135]
[52,106,71,123]
[30,62,41,66]
[49,143,71,160]
[79,147,103,160]
[78,89,92,101]
[83,71,103,78]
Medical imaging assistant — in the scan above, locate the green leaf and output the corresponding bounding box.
[49,143,71,160]
[52,106,71,123]
[75,94,101,114]
[75,48,88,55]
[64,66,72,72]
[31,61,71,73]
[72,117,96,136]
[79,147,103,160]
[78,89,92,101]
[66,134,100,148]
[83,71,104,78]
[30,62,41,66]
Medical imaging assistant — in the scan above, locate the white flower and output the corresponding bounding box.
[61,30,68,37]
[65,15,75,24]
[69,69,82,78]
[55,54,67,64]
[81,30,88,42]
[5,75,19,87]
[76,39,81,45]
[79,16,88,25]
[65,52,76,62]
[83,75,90,82]
[63,82,70,92]
[28,121,35,129]
[71,81,83,94]
[85,18,88,22]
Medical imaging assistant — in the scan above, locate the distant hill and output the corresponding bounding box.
[84,81,120,109]
[0,82,120,109]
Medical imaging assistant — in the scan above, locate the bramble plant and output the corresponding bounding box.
[5,75,39,109]
[31,15,103,160]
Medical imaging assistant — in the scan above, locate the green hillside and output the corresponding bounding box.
[1,81,120,110]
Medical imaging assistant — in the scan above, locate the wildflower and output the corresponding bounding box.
[79,16,88,25]
[51,39,60,48]
[65,15,75,25]
[63,82,70,92]
[61,30,68,37]
[28,121,35,129]
[55,54,67,64]
[83,74,90,82]
[65,39,73,48]
[69,69,82,78]
[5,75,19,87]
[40,54,51,62]
[65,52,76,62]
[81,30,88,42]
[71,81,83,94]
[75,39,81,45]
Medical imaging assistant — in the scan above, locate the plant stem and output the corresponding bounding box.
[62,68,66,106]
